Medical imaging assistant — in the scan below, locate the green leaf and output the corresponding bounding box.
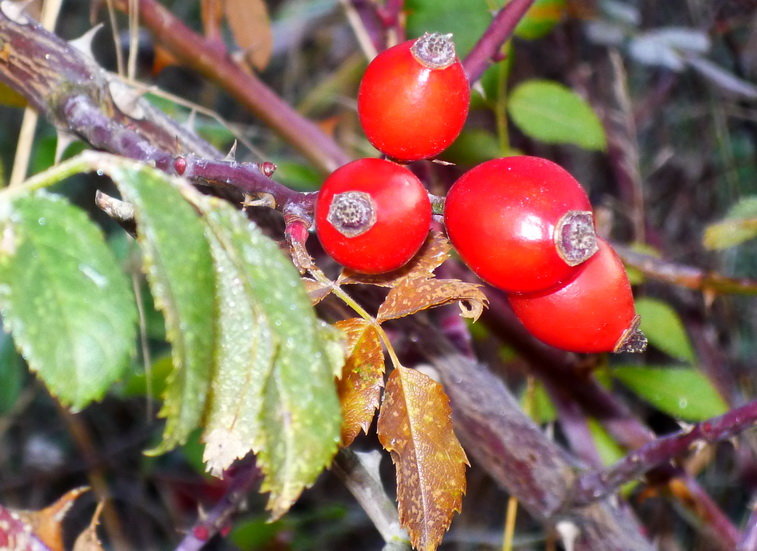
[586,418,625,467]
[195,195,342,519]
[119,354,173,398]
[508,79,607,151]
[405,0,496,58]
[108,164,216,452]
[0,192,136,410]
[441,129,504,166]
[613,366,728,421]
[515,0,566,40]
[703,196,757,250]
[520,381,557,424]
[0,331,23,414]
[635,298,695,362]
[202,223,276,476]
[274,161,322,191]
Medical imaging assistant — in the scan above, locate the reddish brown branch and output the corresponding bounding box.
[572,400,757,506]
[174,458,261,551]
[112,0,351,173]
[614,243,757,295]
[462,0,536,83]
[0,11,313,216]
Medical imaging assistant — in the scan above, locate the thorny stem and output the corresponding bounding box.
[174,458,261,551]
[572,400,757,506]
[112,0,351,173]
[614,243,757,295]
[462,0,536,82]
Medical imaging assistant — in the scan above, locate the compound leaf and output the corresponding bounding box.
[378,367,467,551]
[0,192,136,410]
[108,163,216,453]
[201,224,275,476]
[195,195,342,519]
[336,318,385,446]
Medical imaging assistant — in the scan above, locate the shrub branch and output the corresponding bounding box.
[572,400,757,506]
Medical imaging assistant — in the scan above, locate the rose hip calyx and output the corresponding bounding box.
[614,315,648,353]
[555,210,599,266]
[410,32,457,69]
[327,191,377,237]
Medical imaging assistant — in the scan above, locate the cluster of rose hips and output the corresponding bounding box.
[314,33,646,354]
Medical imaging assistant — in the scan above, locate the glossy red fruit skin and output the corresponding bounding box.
[315,158,432,274]
[444,156,596,294]
[507,239,641,353]
[357,36,470,162]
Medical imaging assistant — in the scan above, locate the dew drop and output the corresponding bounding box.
[79,264,107,287]
[678,398,688,409]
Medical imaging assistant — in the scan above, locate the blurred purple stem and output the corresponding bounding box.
[174,458,261,551]
[573,400,757,506]
[463,0,535,83]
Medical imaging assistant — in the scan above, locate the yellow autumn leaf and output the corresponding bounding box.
[377,367,468,551]
[336,318,385,446]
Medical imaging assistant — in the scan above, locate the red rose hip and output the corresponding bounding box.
[315,158,432,274]
[444,156,598,293]
[507,239,647,353]
[357,33,470,161]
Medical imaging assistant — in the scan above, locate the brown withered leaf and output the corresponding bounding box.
[376,278,488,323]
[10,486,90,551]
[224,0,274,71]
[73,501,105,551]
[301,277,333,305]
[377,367,468,551]
[338,231,451,288]
[201,0,224,41]
[335,318,385,446]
